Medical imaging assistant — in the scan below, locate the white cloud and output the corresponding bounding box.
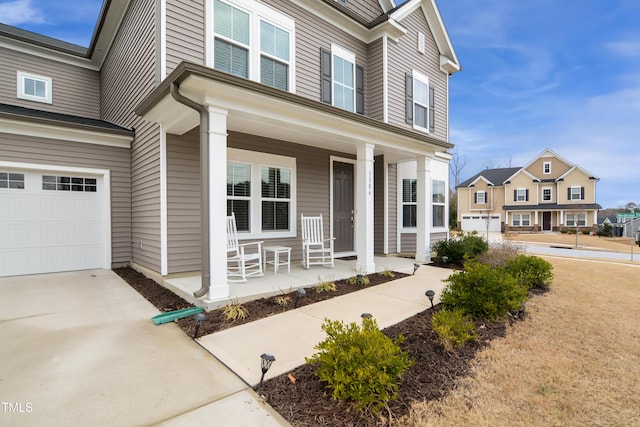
[0,0,44,25]
[605,39,640,58]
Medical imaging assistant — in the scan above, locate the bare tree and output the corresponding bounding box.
[505,156,514,167]
[449,146,467,188]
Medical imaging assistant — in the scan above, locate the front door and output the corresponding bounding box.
[333,161,354,253]
[543,211,552,231]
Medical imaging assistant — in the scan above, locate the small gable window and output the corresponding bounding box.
[17,71,52,104]
[568,186,584,201]
[475,191,486,204]
[542,187,552,201]
[543,161,551,174]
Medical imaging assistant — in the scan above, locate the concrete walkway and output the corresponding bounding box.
[0,265,451,426]
[198,264,450,387]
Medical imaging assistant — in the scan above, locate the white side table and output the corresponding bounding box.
[263,246,291,274]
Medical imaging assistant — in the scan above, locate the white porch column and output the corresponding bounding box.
[355,142,375,273]
[560,210,564,225]
[207,106,229,300]
[416,155,432,263]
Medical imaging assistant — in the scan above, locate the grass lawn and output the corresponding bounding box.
[403,254,640,426]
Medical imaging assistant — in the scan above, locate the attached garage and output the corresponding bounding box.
[0,165,111,277]
[461,214,501,233]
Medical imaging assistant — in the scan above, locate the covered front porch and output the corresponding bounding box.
[163,255,418,310]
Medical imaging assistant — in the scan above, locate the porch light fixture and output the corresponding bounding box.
[259,353,276,388]
[193,312,207,339]
[361,312,372,319]
[294,287,306,309]
[425,290,435,308]
[413,263,420,275]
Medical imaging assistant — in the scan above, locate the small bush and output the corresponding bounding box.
[560,228,568,234]
[347,274,370,286]
[432,309,477,351]
[306,318,414,413]
[274,295,291,306]
[315,276,337,293]
[476,240,524,268]
[222,301,248,322]
[432,232,489,265]
[381,267,395,278]
[441,261,528,321]
[506,255,554,289]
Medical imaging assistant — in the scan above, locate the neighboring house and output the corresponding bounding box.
[457,149,601,233]
[0,0,460,301]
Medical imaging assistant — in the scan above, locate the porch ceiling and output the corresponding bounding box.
[137,62,452,162]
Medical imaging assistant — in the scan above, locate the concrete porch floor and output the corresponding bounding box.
[163,256,419,310]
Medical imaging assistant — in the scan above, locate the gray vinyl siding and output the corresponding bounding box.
[0,47,100,119]
[367,38,384,121]
[0,132,131,263]
[387,162,397,253]
[341,0,384,22]
[260,0,368,104]
[374,155,384,253]
[431,231,447,247]
[165,129,355,273]
[401,233,416,253]
[101,0,162,272]
[386,9,448,141]
[166,0,205,74]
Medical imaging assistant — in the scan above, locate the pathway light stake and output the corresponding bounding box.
[425,290,435,308]
[357,274,364,286]
[259,353,276,388]
[413,263,420,275]
[294,287,306,309]
[361,312,372,319]
[193,312,206,339]
[442,256,449,264]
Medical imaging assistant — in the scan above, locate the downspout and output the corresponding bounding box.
[170,83,210,298]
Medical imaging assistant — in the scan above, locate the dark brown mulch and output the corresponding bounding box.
[114,265,544,427]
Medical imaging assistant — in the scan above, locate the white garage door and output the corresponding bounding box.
[0,168,107,277]
[461,214,501,232]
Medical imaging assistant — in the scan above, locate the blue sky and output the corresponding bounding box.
[2,0,638,208]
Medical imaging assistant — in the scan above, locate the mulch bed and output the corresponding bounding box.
[114,265,543,427]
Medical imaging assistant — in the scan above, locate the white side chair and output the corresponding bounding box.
[301,213,335,269]
[227,213,263,282]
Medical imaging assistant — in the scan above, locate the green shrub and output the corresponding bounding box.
[432,232,489,265]
[432,309,477,351]
[306,318,414,413]
[506,255,554,289]
[441,261,528,321]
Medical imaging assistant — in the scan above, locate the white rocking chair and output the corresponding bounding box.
[301,214,335,269]
[227,213,263,282]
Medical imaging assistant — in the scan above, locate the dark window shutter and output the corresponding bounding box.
[320,48,332,104]
[474,192,477,203]
[405,73,413,124]
[429,85,435,132]
[581,187,585,199]
[525,189,529,201]
[514,189,517,201]
[567,188,571,200]
[356,65,364,115]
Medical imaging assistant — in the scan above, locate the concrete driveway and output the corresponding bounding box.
[0,269,287,426]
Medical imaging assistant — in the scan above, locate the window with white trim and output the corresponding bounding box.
[515,188,528,202]
[432,180,446,228]
[402,179,417,228]
[476,191,486,204]
[405,70,434,133]
[0,172,25,189]
[566,213,586,227]
[17,71,52,104]
[512,213,530,226]
[543,161,551,174]
[331,45,355,112]
[542,187,552,202]
[227,148,296,238]
[212,0,294,91]
[569,186,583,200]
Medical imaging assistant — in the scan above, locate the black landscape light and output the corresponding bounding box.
[193,312,206,339]
[356,274,364,286]
[361,312,373,319]
[413,263,420,275]
[259,353,276,388]
[425,290,435,308]
[294,287,306,309]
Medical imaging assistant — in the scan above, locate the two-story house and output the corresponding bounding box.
[457,149,600,234]
[0,0,460,301]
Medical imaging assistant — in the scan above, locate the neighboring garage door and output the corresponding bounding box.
[0,168,107,277]
[461,214,501,232]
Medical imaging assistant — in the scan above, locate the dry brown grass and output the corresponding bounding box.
[509,232,637,253]
[403,257,640,427]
